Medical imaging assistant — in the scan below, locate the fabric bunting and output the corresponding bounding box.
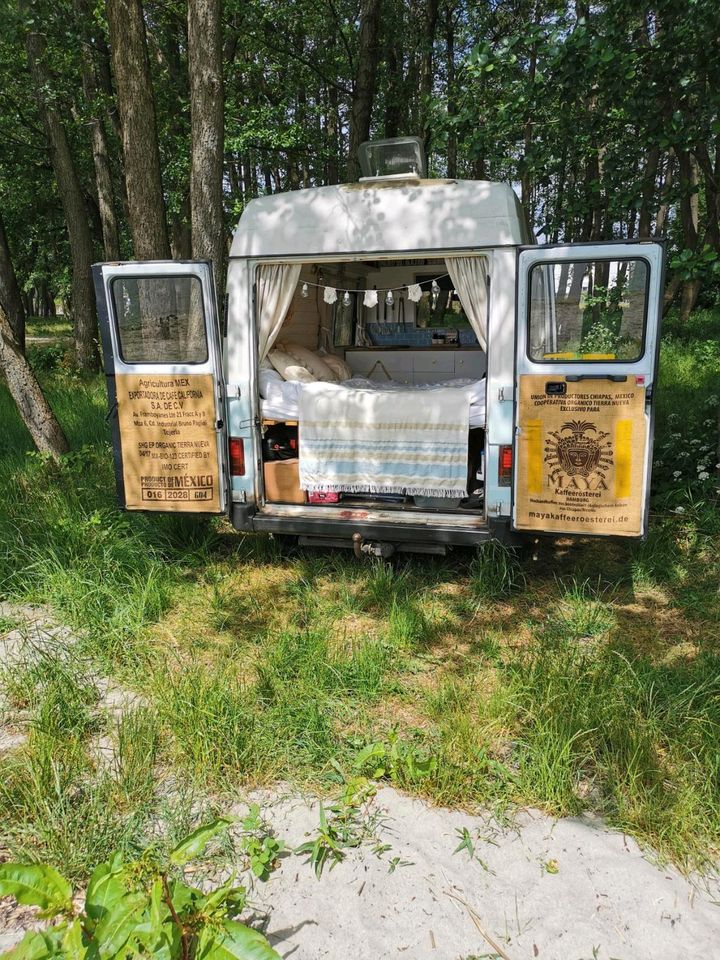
[363,288,378,308]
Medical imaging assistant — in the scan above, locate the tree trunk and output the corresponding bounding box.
[25,26,99,372]
[693,140,720,253]
[0,305,69,459]
[0,210,26,353]
[171,192,193,260]
[188,0,226,294]
[74,0,121,261]
[445,4,457,178]
[521,32,538,213]
[676,148,700,249]
[638,145,660,238]
[418,0,439,146]
[384,29,402,139]
[655,153,674,236]
[676,148,702,317]
[106,0,170,259]
[326,84,340,184]
[679,276,702,322]
[346,0,382,182]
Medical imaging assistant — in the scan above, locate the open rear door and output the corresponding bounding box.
[92,261,228,514]
[513,242,664,538]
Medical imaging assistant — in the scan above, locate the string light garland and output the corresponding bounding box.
[297,272,450,297]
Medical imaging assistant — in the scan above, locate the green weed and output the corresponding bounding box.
[0,738,145,879]
[113,706,161,806]
[387,595,432,648]
[469,542,525,602]
[1,650,99,743]
[295,780,380,878]
[238,803,285,881]
[156,664,255,786]
[544,578,616,641]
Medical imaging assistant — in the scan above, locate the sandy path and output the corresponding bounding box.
[246,787,720,960]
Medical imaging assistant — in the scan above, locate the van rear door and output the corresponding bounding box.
[92,261,228,514]
[513,242,664,538]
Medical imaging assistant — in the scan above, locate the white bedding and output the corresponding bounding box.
[259,372,487,428]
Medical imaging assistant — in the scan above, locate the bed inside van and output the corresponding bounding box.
[256,255,488,520]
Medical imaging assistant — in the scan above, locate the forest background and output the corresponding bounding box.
[1,0,719,375]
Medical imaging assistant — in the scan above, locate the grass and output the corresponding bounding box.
[0,317,719,877]
[25,314,73,340]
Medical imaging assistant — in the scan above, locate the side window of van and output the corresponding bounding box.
[528,258,648,362]
[111,276,207,364]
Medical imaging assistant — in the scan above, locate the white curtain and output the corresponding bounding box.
[445,256,488,351]
[256,263,303,361]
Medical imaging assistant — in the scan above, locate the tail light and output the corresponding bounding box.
[498,445,513,486]
[229,437,245,476]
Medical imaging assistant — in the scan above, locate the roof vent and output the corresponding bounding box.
[358,136,426,182]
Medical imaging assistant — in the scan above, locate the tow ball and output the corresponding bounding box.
[352,532,395,559]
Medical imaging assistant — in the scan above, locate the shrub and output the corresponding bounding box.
[0,819,279,960]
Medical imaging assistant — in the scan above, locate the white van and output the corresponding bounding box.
[93,138,664,556]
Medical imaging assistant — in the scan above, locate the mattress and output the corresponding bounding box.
[259,372,487,428]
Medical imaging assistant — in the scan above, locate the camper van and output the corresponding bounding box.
[92,137,664,556]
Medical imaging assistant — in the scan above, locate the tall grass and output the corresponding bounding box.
[1,325,719,875]
[0,374,217,665]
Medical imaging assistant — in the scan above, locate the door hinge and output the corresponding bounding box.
[489,501,504,516]
[498,386,513,402]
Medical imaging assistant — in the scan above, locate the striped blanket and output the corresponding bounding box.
[298,381,473,497]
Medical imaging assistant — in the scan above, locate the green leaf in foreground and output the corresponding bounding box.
[84,859,125,925]
[0,864,73,918]
[93,892,145,959]
[0,930,56,960]
[169,817,233,866]
[197,921,281,960]
[61,920,87,960]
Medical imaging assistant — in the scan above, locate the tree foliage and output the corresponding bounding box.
[0,0,719,337]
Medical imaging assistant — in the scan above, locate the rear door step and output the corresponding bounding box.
[248,503,492,547]
[258,502,486,529]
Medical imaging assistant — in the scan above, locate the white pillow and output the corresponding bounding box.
[322,353,353,381]
[281,341,338,381]
[259,368,283,397]
[268,349,317,383]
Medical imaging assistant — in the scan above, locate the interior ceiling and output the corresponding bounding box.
[315,257,445,274]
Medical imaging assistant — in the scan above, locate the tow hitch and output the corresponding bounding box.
[352,533,395,559]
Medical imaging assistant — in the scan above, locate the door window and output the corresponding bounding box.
[111,275,207,363]
[528,258,648,362]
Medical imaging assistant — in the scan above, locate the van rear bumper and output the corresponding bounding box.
[232,503,516,547]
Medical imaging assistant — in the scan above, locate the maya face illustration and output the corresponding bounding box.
[545,420,613,486]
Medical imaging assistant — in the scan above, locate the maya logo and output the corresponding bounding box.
[545,420,613,491]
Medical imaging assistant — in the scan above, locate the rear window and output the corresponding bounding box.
[528,258,648,362]
[111,275,207,363]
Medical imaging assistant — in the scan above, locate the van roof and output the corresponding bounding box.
[229,179,529,259]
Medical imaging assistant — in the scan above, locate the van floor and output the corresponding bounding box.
[317,493,485,515]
